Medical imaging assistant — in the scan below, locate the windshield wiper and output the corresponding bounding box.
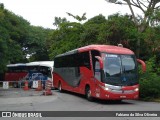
[122,65,126,74]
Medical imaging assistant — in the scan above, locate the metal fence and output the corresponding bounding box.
[0,73,48,89]
[0,80,47,89]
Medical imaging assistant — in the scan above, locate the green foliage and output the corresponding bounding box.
[0,38,8,73]
[66,12,87,22]
[139,57,160,100]
[53,17,68,27]
[0,4,51,73]
[0,5,29,64]
[84,14,106,25]
[7,39,23,62]
[1,4,160,102]
[99,13,138,49]
[81,14,107,44]
[140,26,160,60]
[150,9,160,26]
[49,13,160,63]
[49,14,107,59]
[26,26,51,61]
[49,22,84,58]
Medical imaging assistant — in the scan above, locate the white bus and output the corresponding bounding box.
[5,61,54,88]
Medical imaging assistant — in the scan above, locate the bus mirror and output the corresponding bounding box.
[95,56,103,69]
[137,59,146,73]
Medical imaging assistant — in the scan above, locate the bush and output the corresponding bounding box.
[139,56,160,100]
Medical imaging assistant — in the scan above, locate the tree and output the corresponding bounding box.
[0,4,52,73]
[0,38,8,73]
[105,0,160,58]
[53,17,68,28]
[81,14,107,44]
[100,13,136,47]
[49,14,107,58]
[49,13,88,58]
[0,4,8,73]
[106,0,160,30]
[66,12,87,22]
[26,26,51,61]
[49,21,84,58]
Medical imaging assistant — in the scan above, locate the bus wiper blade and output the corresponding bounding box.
[122,65,126,73]
[112,83,123,86]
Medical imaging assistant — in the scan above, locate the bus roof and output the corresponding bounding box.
[7,63,26,67]
[55,45,134,58]
[7,61,54,68]
[26,61,54,68]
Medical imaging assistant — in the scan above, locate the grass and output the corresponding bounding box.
[152,98,160,103]
[139,97,160,103]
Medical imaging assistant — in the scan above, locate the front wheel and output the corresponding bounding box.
[13,82,18,88]
[114,100,122,103]
[85,86,93,101]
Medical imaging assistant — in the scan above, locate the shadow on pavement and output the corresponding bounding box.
[54,90,134,105]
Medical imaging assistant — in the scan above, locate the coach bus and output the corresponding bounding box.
[5,61,54,88]
[53,45,146,101]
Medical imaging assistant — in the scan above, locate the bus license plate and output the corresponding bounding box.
[120,96,126,98]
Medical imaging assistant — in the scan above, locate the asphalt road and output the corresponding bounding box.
[0,88,160,120]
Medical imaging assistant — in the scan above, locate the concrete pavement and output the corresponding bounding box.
[0,88,57,105]
[0,87,160,120]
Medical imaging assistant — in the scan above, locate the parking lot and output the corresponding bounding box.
[0,88,57,105]
[0,87,160,120]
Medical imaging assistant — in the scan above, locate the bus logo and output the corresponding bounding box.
[2,112,11,117]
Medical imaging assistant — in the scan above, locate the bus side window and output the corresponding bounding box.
[78,52,91,70]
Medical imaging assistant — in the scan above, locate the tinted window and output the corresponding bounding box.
[54,52,91,69]
[7,66,27,72]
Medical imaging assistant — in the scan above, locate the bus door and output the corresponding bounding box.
[91,50,102,98]
[95,61,101,81]
[94,59,103,98]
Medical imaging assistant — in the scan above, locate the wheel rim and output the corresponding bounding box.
[13,83,17,88]
[58,83,61,91]
[87,88,91,99]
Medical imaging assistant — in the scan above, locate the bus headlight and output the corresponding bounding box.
[104,87,110,91]
[99,84,110,91]
[134,88,139,92]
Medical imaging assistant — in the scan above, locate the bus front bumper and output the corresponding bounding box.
[95,89,139,100]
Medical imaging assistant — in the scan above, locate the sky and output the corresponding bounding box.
[0,0,142,29]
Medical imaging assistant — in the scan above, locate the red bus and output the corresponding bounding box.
[53,45,146,101]
[5,63,28,87]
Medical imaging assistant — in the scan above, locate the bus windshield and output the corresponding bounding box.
[103,53,138,86]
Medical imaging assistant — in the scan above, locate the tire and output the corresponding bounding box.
[85,86,93,101]
[58,82,63,92]
[13,82,18,88]
[114,100,122,103]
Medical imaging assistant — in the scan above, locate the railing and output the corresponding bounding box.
[0,80,47,89]
[0,73,49,89]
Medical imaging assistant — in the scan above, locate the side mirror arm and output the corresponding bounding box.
[137,59,146,73]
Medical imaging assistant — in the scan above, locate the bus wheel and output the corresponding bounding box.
[58,82,63,92]
[85,86,93,101]
[13,82,18,88]
[115,100,122,103]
